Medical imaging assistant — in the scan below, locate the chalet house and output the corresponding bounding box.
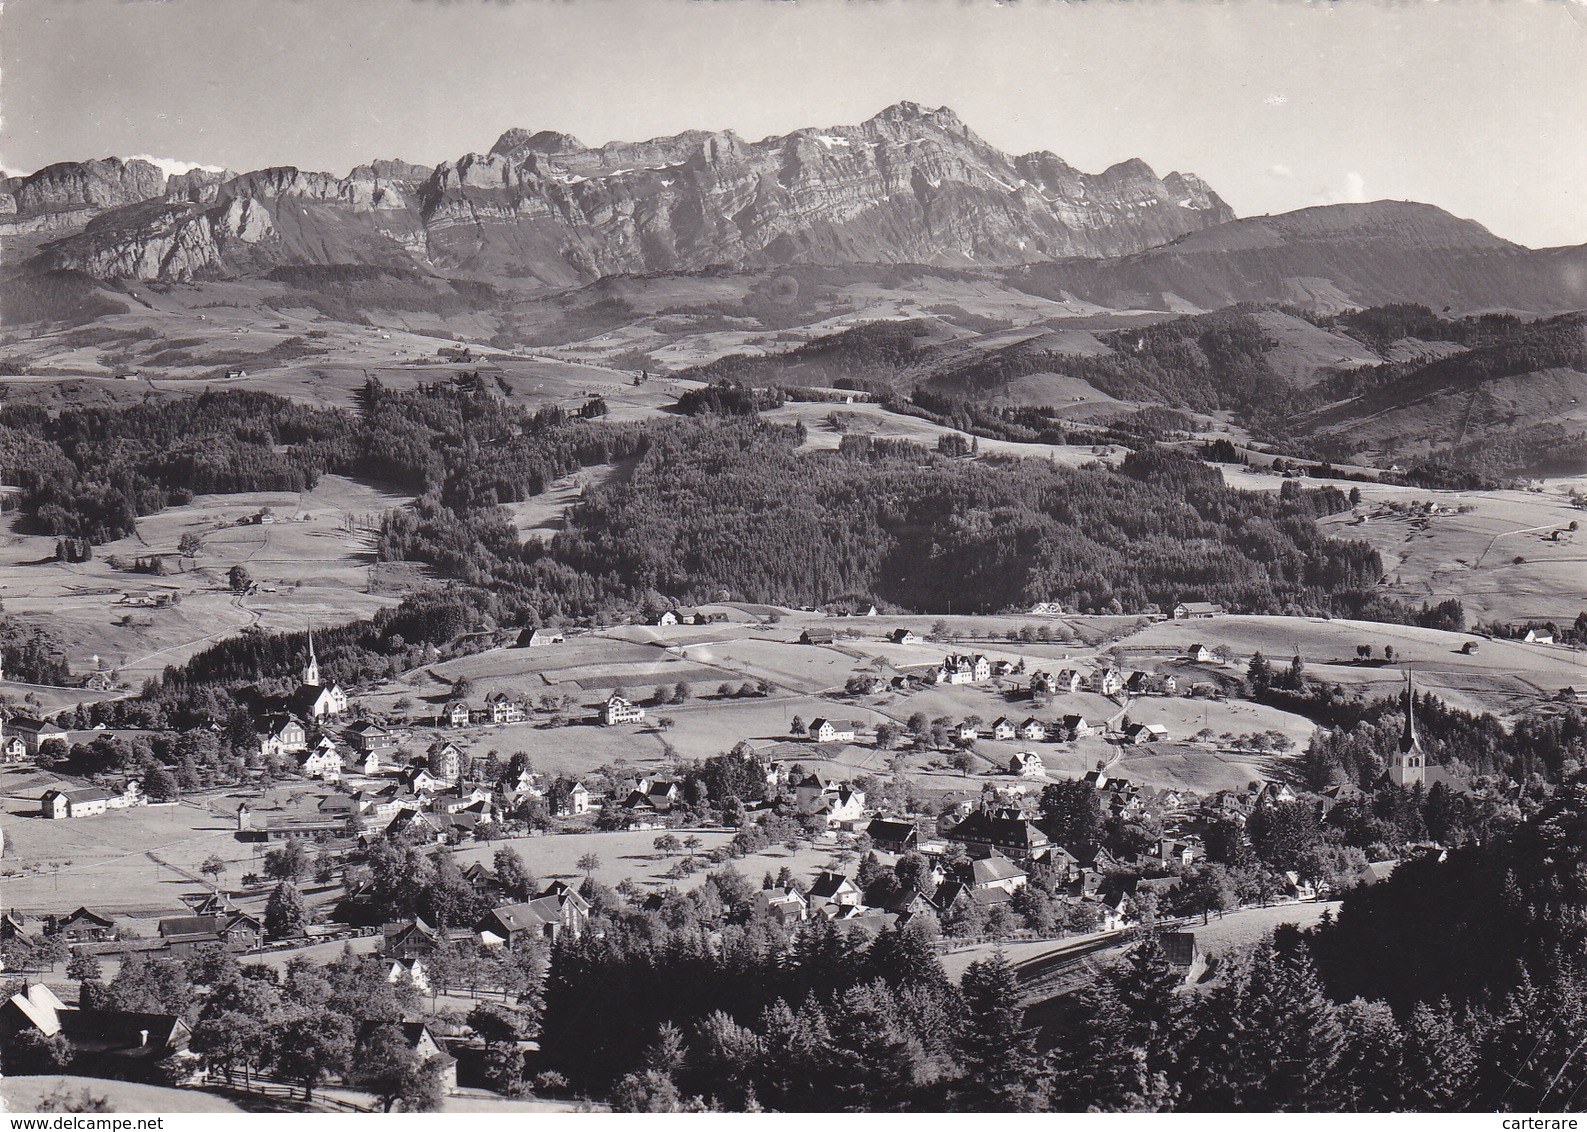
[945,810,1051,861]
[1017,718,1048,742]
[318,790,370,816]
[400,765,447,794]
[387,807,447,842]
[9,716,69,756]
[259,714,309,757]
[753,887,808,928]
[954,722,980,743]
[1155,838,1204,867]
[3,984,194,1078]
[426,741,463,783]
[357,1021,457,1092]
[938,654,990,684]
[810,785,868,827]
[800,628,835,645]
[793,773,829,811]
[889,628,918,644]
[384,917,444,959]
[475,894,586,945]
[361,750,385,776]
[0,733,29,763]
[518,627,565,648]
[601,694,646,726]
[806,872,863,915]
[966,853,1028,894]
[865,818,919,853]
[1092,666,1125,697]
[50,907,116,941]
[157,912,263,953]
[652,610,679,626]
[809,718,859,743]
[440,700,473,728]
[104,779,146,810]
[386,957,431,994]
[1061,714,1094,738]
[42,785,111,819]
[344,720,396,754]
[1187,643,1217,663]
[484,692,527,726]
[434,787,488,812]
[1053,669,1084,694]
[1009,751,1046,778]
[990,717,1017,741]
[298,739,344,780]
[1173,602,1227,620]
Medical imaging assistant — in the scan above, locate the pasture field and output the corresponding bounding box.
[0,781,259,916]
[1115,614,1584,717]
[1218,468,1587,626]
[0,474,415,695]
[759,400,1125,467]
[2,1076,245,1114]
[446,827,865,902]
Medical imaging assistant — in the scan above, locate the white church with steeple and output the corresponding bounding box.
[291,627,347,720]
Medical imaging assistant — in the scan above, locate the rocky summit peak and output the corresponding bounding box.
[490,128,588,159]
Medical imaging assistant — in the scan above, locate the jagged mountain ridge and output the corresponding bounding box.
[9,102,1235,284]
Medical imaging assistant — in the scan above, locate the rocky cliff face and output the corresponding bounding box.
[25,102,1234,283]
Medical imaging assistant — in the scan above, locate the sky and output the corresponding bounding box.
[3,0,1585,248]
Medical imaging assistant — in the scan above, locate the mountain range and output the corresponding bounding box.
[2,102,1234,286]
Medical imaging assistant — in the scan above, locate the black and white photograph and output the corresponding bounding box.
[0,0,1584,1118]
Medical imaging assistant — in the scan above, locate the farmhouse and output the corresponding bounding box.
[1187,643,1217,663]
[1009,751,1046,777]
[809,718,859,743]
[485,691,527,725]
[8,716,69,756]
[800,628,835,645]
[258,714,308,758]
[753,887,808,928]
[41,785,112,819]
[990,717,1017,741]
[806,871,863,915]
[426,740,463,782]
[1092,665,1124,697]
[966,853,1028,894]
[0,733,28,764]
[602,694,647,726]
[476,890,588,944]
[344,719,395,754]
[1018,718,1048,742]
[1061,714,1094,738]
[518,626,565,647]
[1524,628,1555,644]
[50,907,116,941]
[355,1021,457,1092]
[1122,722,1169,745]
[1173,601,1227,620]
[865,818,919,853]
[298,737,344,780]
[888,628,918,644]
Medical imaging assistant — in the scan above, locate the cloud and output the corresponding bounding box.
[126,154,226,178]
[1317,170,1367,205]
[1270,164,1293,178]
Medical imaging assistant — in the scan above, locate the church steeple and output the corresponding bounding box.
[302,626,321,688]
[1389,669,1425,787]
[1400,669,1420,754]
